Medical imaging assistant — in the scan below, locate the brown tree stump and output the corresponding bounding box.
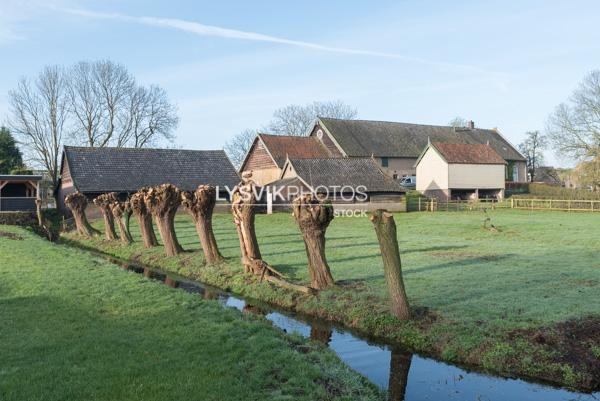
[292,194,335,290]
[93,193,119,240]
[181,185,224,264]
[144,184,184,256]
[388,349,412,401]
[232,172,263,274]
[64,192,97,237]
[111,201,133,244]
[130,188,159,248]
[370,210,410,320]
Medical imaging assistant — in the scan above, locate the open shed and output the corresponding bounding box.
[0,175,42,212]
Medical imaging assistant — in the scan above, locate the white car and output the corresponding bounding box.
[399,175,416,189]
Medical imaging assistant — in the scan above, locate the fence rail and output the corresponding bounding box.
[511,198,599,212]
[407,198,507,212]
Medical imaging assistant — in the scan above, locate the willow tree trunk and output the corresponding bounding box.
[130,189,158,248]
[64,192,97,237]
[370,209,410,320]
[388,349,413,401]
[181,185,223,265]
[292,194,335,290]
[93,193,118,240]
[111,202,133,244]
[144,184,184,256]
[232,174,263,274]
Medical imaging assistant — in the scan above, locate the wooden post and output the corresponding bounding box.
[370,210,410,320]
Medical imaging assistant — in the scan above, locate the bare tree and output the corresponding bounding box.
[547,70,600,190]
[268,100,357,136]
[448,116,468,127]
[68,60,178,148]
[224,129,258,169]
[518,131,547,182]
[8,66,68,190]
[67,61,105,147]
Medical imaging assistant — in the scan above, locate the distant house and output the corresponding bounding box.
[240,134,335,185]
[415,142,506,200]
[266,157,404,210]
[307,117,527,182]
[57,146,239,212]
[0,175,42,212]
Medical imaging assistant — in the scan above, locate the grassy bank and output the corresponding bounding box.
[63,209,600,391]
[0,226,382,401]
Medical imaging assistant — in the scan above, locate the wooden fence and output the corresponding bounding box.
[407,198,507,212]
[510,198,600,212]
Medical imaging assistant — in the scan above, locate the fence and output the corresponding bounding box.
[408,198,507,212]
[510,198,600,212]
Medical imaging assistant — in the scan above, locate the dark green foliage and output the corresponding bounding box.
[0,127,25,174]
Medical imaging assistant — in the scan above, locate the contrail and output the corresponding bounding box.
[60,8,498,75]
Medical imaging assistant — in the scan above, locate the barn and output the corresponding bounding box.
[415,142,506,200]
[56,146,240,212]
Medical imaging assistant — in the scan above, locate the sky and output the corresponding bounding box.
[1,0,599,167]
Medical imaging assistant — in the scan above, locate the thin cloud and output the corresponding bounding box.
[60,8,500,75]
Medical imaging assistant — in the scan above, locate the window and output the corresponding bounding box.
[392,173,398,179]
[381,157,389,167]
[506,161,514,181]
[513,164,519,182]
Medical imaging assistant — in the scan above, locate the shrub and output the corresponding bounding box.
[513,183,600,200]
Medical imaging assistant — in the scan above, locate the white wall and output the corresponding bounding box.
[448,164,506,189]
[416,148,448,192]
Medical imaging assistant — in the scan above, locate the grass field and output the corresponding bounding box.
[0,226,382,401]
[64,209,600,390]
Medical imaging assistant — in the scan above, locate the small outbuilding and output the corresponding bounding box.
[57,146,240,212]
[0,175,42,212]
[415,142,506,200]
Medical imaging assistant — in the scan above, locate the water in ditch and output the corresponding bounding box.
[114,259,597,401]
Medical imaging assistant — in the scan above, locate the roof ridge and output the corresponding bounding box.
[318,116,498,132]
[64,145,225,153]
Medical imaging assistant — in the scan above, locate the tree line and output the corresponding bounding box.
[6,60,179,187]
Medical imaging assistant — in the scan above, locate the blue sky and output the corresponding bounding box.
[1,0,599,167]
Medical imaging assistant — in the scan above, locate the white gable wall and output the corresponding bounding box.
[416,147,448,193]
[448,164,506,189]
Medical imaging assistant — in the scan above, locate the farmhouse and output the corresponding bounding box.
[240,134,334,185]
[241,118,527,186]
[307,117,527,182]
[57,146,239,211]
[265,157,404,210]
[415,142,506,200]
[0,175,42,212]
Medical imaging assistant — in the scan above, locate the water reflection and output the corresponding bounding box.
[388,349,412,401]
[109,257,598,401]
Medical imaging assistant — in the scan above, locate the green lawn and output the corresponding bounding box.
[0,226,382,401]
[64,209,600,390]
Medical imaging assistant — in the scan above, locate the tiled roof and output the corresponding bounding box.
[63,146,239,193]
[431,142,506,164]
[285,158,403,193]
[319,117,525,161]
[259,134,331,167]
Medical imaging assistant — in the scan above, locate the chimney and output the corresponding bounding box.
[467,120,475,129]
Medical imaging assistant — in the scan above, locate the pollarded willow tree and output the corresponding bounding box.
[111,200,133,244]
[64,192,97,237]
[130,188,158,248]
[370,209,410,320]
[144,184,183,256]
[292,194,335,290]
[231,172,263,274]
[93,192,118,240]
[181,185,223,265]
